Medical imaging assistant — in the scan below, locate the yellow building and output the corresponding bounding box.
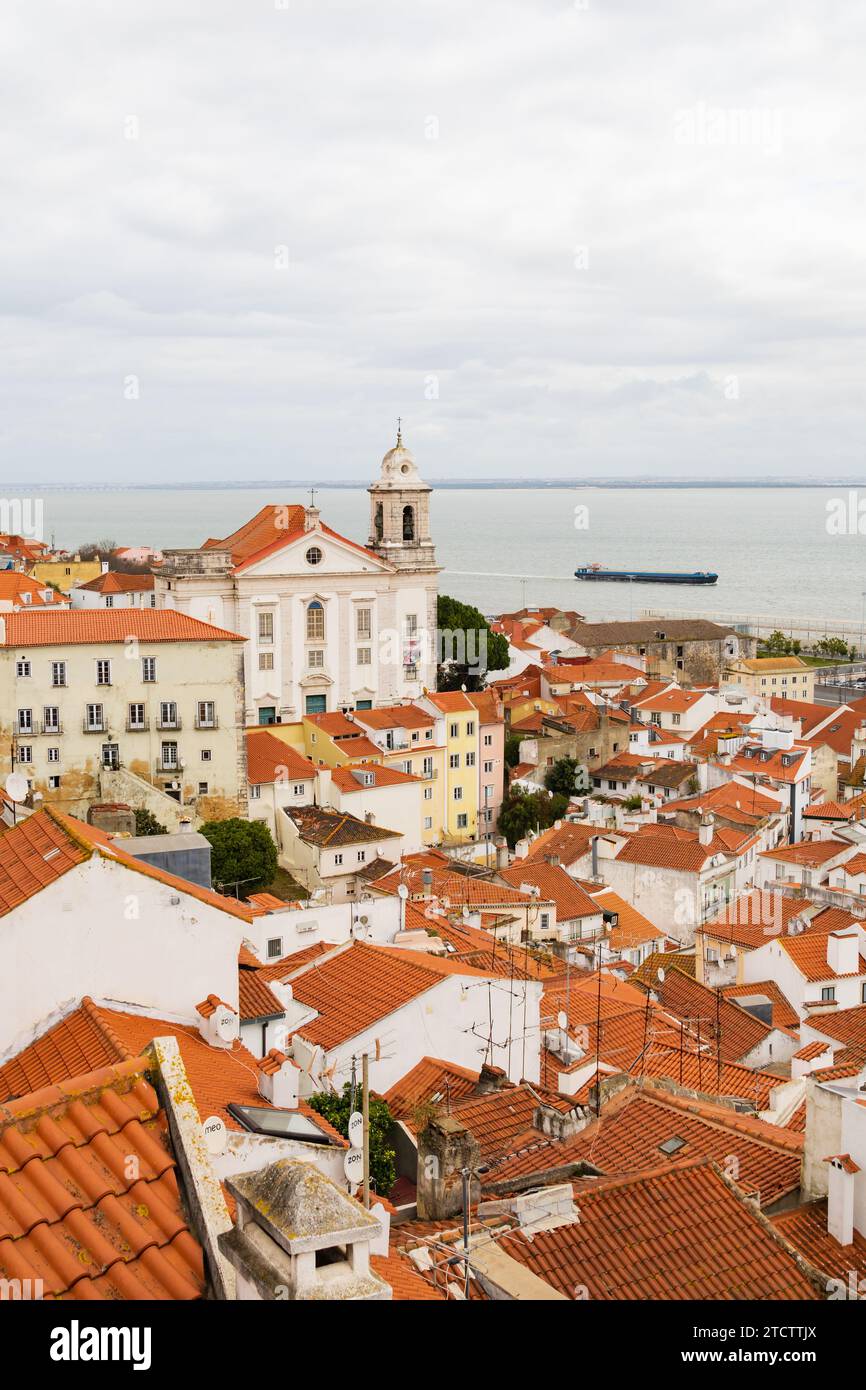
[418,691,480,844]
[724,656,815,701]
[0,608,247,825]
[30,558,106,593]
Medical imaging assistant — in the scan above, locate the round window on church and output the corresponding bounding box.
[305,546,323,566]
[400,463,410,473]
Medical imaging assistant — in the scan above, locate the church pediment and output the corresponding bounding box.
[237,526,395,579]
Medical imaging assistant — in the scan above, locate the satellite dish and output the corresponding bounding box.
[348,1111,364,1149]
[557,1010,568,1030]
[215,1006,237,1042]
[4,773,28,803]
[202,1115,226,1156]
[397,884,409,900]
[657,967,665,983]
[343,1148,364,1184]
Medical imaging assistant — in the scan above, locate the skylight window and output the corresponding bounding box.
[658,1135,687,1155]
[226,1103,337,1145]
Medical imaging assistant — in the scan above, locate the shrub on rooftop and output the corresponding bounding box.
[200,817,278,897]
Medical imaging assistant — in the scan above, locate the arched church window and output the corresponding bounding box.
[306,601,325,641]
[374,503,383,542]
[402,505,415,541]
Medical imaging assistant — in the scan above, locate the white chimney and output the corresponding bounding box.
[195,994,239,1049]
[826,931,859,976]
[257,1050,300,1110]
[0,616,6,645]
[316,766,332,806]
[826,1155,858,1246]
[699,812,715,847]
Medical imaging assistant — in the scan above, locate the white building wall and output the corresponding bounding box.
[0,857,243,1063]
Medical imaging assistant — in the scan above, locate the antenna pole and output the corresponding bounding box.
[462,1166,471,1297]
[362,1052,370,1209]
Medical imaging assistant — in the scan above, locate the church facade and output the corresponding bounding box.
[155,433,440,725]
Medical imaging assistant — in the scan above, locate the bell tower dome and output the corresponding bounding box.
[367,422,436,571]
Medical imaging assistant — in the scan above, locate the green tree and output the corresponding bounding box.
[504,732,522,768]
[200,817,278,896]
[436,594,509,692]
[497,787,569,849]
[814,636,850,659]
[134,808,167,837]
[762,630,792,656]
[544,756,580,798]
[306,1083,397,1197]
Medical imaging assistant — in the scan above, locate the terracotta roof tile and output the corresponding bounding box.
[0,1056,205,1300]
[498,1159,818,1300]
[246,730,315,785]
[0,608,243,646]
[772,1199,866,1286]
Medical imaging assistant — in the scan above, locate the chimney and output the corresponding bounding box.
[825,1155,859,1246]
[315,766,332,806]
[474,1063,508,1094]
[416,1115,482,1221]
[827,931,859,976]
[195,995,239,1049]
[532,1100,587,1142]
[257,1049,300,1110]
[699,812,715,847]
[101,559,109,573]
[0,616,5,645]
[591,835,599,878]
[178,816,193,833]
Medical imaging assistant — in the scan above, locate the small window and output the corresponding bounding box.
[259,652,274,670]
[96,659,112,686]
[201,749,212,761]
[16,659,30,678]
[334,853,343,866]
[305,546,323,566]
[47,747,60,763]
[48,775,61,790]
[51,661,66,687]
[306,601,325,641]
[258,611,274,642]
[356,607,372,639]
[356,647,371,665]
[821,986,836,1001]
[266,937,283,959]
[250,784,261,799]
[449,722,459,738]
[198,782,209,796]
[142,657,157,682]
[456,813,468,829]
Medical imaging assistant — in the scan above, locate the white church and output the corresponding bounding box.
[155,430,440,725]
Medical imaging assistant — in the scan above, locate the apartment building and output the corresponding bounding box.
[1,609,247,822]
[417,691,481,844]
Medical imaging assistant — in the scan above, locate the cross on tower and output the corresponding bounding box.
[308,487,318,509]
[396,416,402,446]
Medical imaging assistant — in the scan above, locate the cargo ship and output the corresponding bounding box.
[575,563,718,585]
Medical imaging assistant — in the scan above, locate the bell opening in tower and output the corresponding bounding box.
[402,504,415,541]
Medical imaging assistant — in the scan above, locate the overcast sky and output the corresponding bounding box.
[3,1,865,484]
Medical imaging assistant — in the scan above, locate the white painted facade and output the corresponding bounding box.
[0,855,243,1065]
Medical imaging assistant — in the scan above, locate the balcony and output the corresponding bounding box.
[155,758,182,774]
[126,717,150,732]
[422,767,438,780]
[156,715,182,731]
[83,719,107,734]
[194,714,219,730]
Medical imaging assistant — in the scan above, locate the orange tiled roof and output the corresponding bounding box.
[246,729,315,785]
[0,806,253,924]
[237,970,285,1023]
[351,705,435,731]
[499,861,601,920]
[201,503,386,573]
[780,928,865,982]
[521,821,597,865]
[0,999,345,1144]
[77,571,155,593]
[487,1083,802,1207]
[383,1057,479,1121]
[331,763,420,791]
[803,1003,866,1056]
[772,1200,866,1286]
[290,942,489,1051]
[721,980,801,1033]
[498,1159,818,1300]
[0,608,244,646]
[0,571,68,607]
[649,967,780,1060]
[0,1056,205,1300]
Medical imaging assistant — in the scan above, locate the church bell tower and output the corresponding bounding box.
[367,422,436,571]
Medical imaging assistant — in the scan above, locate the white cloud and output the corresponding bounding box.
[2,0,865,482]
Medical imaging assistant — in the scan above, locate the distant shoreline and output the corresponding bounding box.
[11,479,866,493]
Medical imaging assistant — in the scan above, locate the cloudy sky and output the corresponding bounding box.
[3,0,864,484]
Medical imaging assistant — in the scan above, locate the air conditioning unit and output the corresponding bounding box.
[295,919,319,935]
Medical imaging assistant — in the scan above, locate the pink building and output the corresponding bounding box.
[468,689,505,842]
